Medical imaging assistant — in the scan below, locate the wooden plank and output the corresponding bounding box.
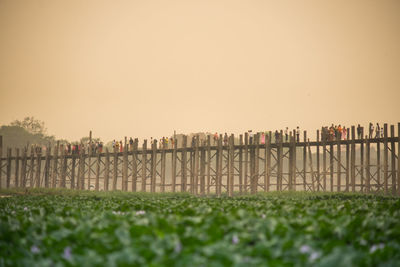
[35,149,41,188]
[95,150,100,191]
[132,139,138,192]
[161,139,166,193]
[189,139,194,194]
[181,136,187,192]
[151,140,157,193]
[253,134,259,194]
[206,136,211,194]
[307,141,316,191]
[383,123,388,194]
[6,149,11,188]
[123,144,128,191]
[172,138,177,193]
[351,126,356,192]
[317,131,327,192]
[390,125,396,195]
[244,132,249,192]
[337,135,341,192]
[366,137,371,193]
[303,131,307,191]
[44,147,50,188]
[239,134,243,193]
[88,131,92,190]
[104,148,110,191]
[15,149,20,187]
[51,142,59,188]
[277,132,283,191]
[141,140,147,192]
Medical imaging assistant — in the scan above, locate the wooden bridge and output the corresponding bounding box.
[1,123,399,196]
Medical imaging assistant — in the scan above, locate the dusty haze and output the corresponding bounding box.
[0,0,399,142]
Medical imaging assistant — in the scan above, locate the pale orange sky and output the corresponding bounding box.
[0,0,399,142]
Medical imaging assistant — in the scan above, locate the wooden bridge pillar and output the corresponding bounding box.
[390,125,396,195]
[104,148,110,191]
[141,140,147,192]
[383,124,388,194]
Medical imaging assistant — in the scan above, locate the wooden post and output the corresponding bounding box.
[122,144,128,191]
[151,140,157,193]
[35,148,41,188]
[366,137,371,193]
[345,139,350,192]
[113,146,118,191]
[104,148,110,191]
[21,148,27,188]
[377,135,381,191]
[303,131,307,191]
[330,142,334,192]
[265,133,271,192]
[88,131,92,190]
[60,147,67,188]
[161,139,166,193]
[80,149,86,190]
[288,135,293,191]
[253,134,260,194]
[398,123,400,196]
[228,134,235,196]
[51,142,59,188]
[189,140,194,194]
[194,136,200,195]
[307,140,316,191]
[206,136,211,194]
[351,126,356,192]
[181,136,187,192]
[216,137,223,196]
[6,148,11,188]
[0,136,2,189]
[383,124,388,194]
[390,125,396,195]
[360,129,365,192]
[132,139,138,192]
[337,135,341,192]
[244,132,249,192]
[200,140,206,195]
[277,132,283,191]
[15,149,20,187]
[292,134,296,191]
[141,140,147,192]
[317,131,327,192]
[95,149,100,191]
[71,152,76,189]
[44,147,51,188]
[171,138,177,193]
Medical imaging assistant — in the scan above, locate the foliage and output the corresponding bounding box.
[0,190,399,266]
[10,117,47,135]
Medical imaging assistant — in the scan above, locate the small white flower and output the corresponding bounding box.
[300,245,311,254]
[232,235,239,244]
[135,210,146,215]
[261,214,266,219]
[63,246,72,260]
[11,211,15,215]
[370,243,385,253]
[24,207,28,211]
[174,241,182,253]
[309,251,320,262]
[30,245,40,254]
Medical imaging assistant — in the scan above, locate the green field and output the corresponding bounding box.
[0,190,399,266]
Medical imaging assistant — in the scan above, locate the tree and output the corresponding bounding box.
[10,116,47,135]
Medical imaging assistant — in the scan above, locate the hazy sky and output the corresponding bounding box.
[1,0,399,142]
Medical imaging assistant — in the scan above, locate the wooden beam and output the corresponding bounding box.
[239,134,243,193]
[265,132,271,192]
[206,136,211,194]
[200,141,206,195]
[318,130,322,191]
[337,135,341,192]
[60,147,67,188]
[132,139,138,192]
[141,140,147,192]
[398,123,400,196]
[303,131,307,191]
[181,136,187,192]
[44,147,50,188]
[21,148,27,188]
[351,126,356,192]
[6,148,11,188]
[216,136,223,196]
[122,144,128,191]
[171,138,177,193]
[151,140,157,193]
[366,137,370,193]
[51,142,59,188]
[113,145,118,191]
[330,142,334,192]
[95,149,100,191]
[360,129,364,192]
[228,134,234,196]
[161,139,166,193]
[345,139,350,192]
[71,153,76,189]
[244,132,249,192]
[35,149,41,188]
